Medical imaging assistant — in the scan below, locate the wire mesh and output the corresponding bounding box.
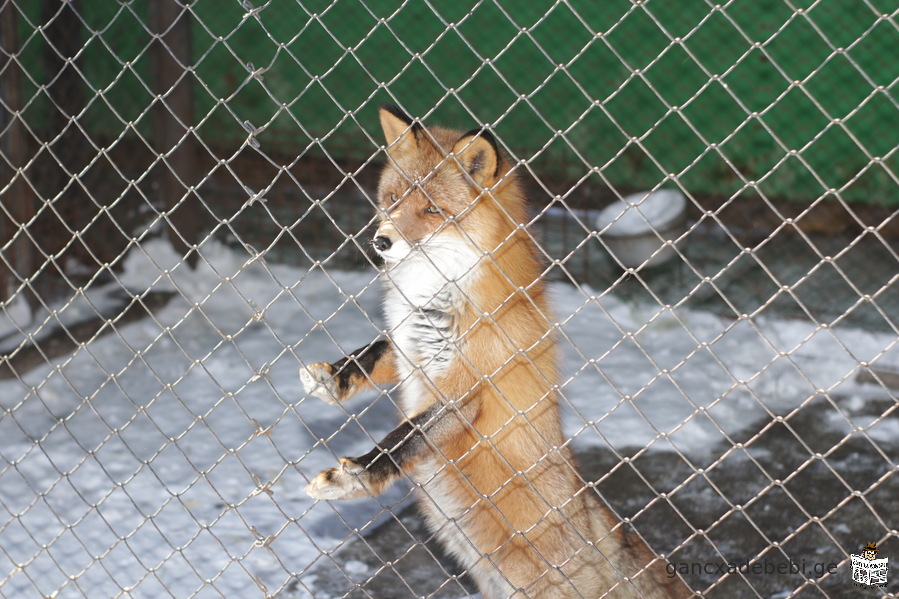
[0,1,897,598]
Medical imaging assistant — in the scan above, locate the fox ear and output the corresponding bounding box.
[379,104,421,159]
[452,129,500,187]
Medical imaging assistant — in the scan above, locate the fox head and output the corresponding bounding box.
[372,105,525,278]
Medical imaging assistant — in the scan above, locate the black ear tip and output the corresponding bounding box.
[461,128,500,157]
[379,103,413,125]
[458,128,502,179]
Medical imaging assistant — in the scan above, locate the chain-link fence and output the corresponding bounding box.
[1,1,897,597]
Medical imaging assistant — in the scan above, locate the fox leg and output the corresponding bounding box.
[305,399,474,500]
[300,339,397,405]
[305,404,438,500]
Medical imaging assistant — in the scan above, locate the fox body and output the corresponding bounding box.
[301,106,690,599]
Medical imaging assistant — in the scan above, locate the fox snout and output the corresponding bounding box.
[371,223,412,263]
[372,235,392,252]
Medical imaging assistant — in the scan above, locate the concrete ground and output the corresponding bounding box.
[292,391,896,598]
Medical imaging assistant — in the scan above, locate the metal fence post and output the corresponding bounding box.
[150,0,199,268]
[0,0,35,312]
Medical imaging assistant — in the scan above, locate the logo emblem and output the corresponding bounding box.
[851,541,888,587]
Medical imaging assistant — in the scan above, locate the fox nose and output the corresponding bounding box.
[373,236,392,252]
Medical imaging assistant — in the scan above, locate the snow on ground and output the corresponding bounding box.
[0,279,128,354]
[0,238,895,598]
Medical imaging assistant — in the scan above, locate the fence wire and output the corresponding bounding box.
[0,1,897,598]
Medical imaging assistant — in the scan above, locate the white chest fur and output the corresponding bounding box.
[381,237,481,412]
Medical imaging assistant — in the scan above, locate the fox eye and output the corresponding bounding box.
[387,193,397,204]
[424,205,441,214]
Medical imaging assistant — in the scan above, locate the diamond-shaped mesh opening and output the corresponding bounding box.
[1,1,897,597]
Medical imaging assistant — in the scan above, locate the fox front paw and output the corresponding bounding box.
[304,458,368,501]
[300,362,339,405]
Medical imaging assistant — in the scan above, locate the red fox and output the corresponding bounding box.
[301,105,691,598]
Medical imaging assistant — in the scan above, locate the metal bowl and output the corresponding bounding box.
[597,190,687,269]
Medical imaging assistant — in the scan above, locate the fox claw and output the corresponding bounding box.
[305,458,368,501]
[300,362,339,405]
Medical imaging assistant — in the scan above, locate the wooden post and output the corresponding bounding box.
[150,0,198,268]
[0,0,37,312]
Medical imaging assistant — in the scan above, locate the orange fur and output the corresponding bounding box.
[303,106,692,598]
